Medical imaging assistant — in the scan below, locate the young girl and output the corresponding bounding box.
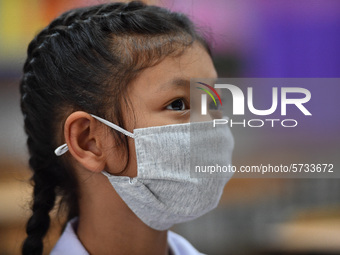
[20,1,234,254]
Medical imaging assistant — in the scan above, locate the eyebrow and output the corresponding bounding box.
[156,77,190,92]
[156,77,219,93]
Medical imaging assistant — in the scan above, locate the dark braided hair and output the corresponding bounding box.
[20,1,211,254]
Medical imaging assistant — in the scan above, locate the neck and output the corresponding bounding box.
[76,172,169,255]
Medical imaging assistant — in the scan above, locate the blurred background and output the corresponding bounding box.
[1,0,340,254]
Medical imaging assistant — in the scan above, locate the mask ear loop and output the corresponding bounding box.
[54,114,135,156]
[90,114,135,138]
[54,144,69,156]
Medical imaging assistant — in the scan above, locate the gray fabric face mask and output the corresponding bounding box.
[55,114,234,230]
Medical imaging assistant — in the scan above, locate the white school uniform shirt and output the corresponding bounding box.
[50,218,205,255]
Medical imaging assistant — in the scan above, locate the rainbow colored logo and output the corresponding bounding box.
[196,82,222,107]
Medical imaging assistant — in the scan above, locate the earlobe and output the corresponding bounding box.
[64,111,106,173]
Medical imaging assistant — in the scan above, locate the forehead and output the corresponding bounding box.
[128,43,217,95]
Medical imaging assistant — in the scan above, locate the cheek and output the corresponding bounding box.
[105,135,134,176]
[108,138,137,177]
[124,138,137,177]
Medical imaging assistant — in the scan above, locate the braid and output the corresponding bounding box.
[22,158,58,255]
[20,1,210,254]
[21,68,71,254]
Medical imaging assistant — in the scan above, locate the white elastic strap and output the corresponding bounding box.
[90,114,135,138]
[54,114,135,156]
[54,144,69,156]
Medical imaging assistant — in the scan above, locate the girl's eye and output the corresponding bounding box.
[166,99,186,111]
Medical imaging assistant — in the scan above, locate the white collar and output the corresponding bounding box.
[51,218,205,255]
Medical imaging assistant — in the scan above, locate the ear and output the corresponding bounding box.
[64,111,109,173]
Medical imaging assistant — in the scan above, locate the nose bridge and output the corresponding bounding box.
[190,87,214,123]
[191,110,214,122]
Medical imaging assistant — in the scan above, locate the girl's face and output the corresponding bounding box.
[106,43,217,177]
[126,42,218,129]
